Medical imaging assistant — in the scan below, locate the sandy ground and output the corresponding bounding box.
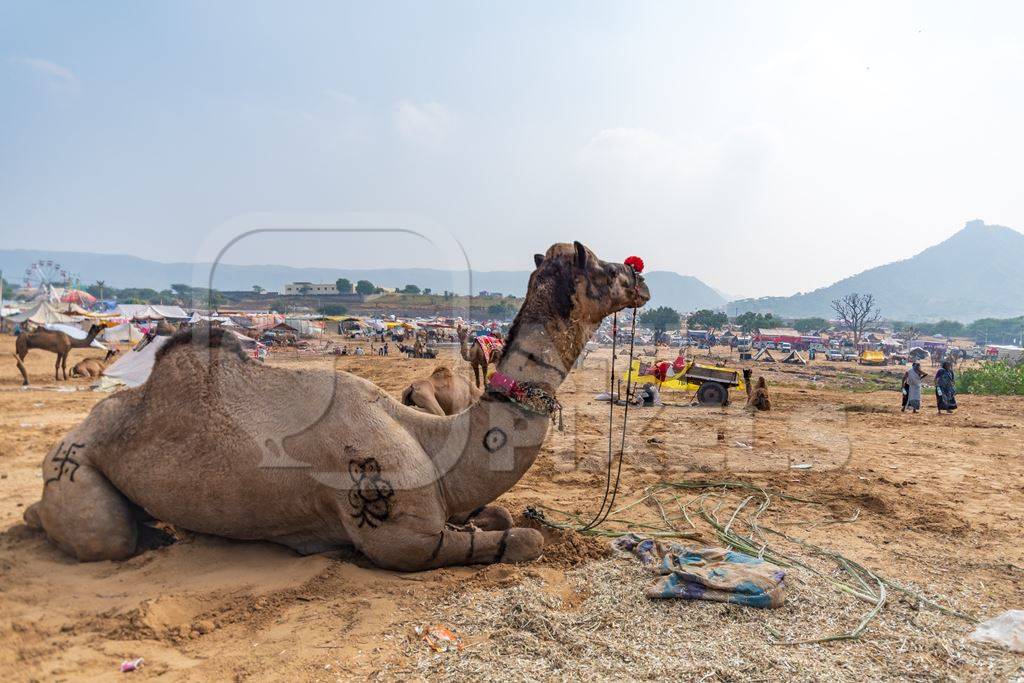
[1,335,1022,681]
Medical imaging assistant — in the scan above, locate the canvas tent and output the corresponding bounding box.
[782,350,808,365]
[118,304,189,321]
[7,301,80,325]
[753,347,778,362]
[96,336,171,390]
[100,323,145,344]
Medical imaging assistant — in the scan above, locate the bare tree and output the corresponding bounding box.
[831,293,881,347]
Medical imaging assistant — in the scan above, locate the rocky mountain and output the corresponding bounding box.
[0,249,725,312]
[729,220,1024,322]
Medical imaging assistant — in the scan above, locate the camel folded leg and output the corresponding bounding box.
[448,504,514,531]
[405,385,446,416]
[31,449,138,561]
[356,526,542,571]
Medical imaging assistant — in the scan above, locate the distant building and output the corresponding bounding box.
[284,282,343,296]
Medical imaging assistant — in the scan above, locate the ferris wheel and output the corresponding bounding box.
[23,259,71,297]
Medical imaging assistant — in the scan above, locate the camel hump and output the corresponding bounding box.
[154,324,250,365]
[430,366,453,378]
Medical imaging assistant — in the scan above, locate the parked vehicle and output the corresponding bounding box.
[826,349,843,361]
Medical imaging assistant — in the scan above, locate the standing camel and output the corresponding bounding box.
[458,326,503,387]
[23,242,649,569]
[14,324,104,386]
[401,366,482,415]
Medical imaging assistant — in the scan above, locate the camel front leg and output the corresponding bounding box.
[448,504,513,531]
[473,364,481,387]
[61,353,69,381]
[357,526,542,571]
[54,354,63,381]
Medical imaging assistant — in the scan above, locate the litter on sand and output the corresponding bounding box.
[790,463,813,470]
[417,624,464,652]
[119,658,144,673]
[969,610,1024,652]
[612,534,789,608]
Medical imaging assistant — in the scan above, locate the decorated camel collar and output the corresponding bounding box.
[486,371,561,418]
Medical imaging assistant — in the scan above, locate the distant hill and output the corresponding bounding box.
[729,220,1024,322]
[0,249,725,313]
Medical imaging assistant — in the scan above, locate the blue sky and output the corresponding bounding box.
[2,1,1023,296]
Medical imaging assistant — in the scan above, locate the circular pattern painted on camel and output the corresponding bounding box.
[483,427,508,453]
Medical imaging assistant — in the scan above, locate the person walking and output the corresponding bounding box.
[935,361,957,414]
[903,362,927,413]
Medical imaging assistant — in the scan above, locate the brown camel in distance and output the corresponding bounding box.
[401,366,482,415]
[457,326,503,387]
[743,368,771,411]
[14,324,104,385]
[23,241,649,569]
[71,349,120,379]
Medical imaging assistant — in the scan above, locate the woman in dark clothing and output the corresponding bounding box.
[935,361,957,413]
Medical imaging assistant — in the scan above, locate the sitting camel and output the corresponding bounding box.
[23,242,649,570]
[743,368,771,411]
[14,324,104,386]
[401,366,482,416]
[458,326,503,387]
[71,349,120,379]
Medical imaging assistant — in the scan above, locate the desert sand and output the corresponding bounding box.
[1,335,1022,680]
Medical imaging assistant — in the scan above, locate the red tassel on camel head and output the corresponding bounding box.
[624,255,644,273]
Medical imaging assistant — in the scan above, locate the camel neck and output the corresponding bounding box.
[420,313,600,517]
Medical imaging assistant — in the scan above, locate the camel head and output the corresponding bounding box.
[86,324,104,340]
[103,348,120,363]
[526,241,650,325]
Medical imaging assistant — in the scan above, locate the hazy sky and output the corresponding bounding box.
[2,1,1023,296]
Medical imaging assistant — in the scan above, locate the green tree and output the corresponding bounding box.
[319,303,348,316]
[402,284,421,294]
[793,317,829,334]
[355,280,376,295]
[734,311,778,334]
[252,285,265,295]
[486,302,518,320]
[335,278,352,294]
[687,309,728,334]
[639,306,681,336]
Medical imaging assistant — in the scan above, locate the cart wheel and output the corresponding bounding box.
[696,382,727,406]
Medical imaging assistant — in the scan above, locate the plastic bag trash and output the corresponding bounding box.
[969,610,1024,652]
[790,463,812,470]
[416,624,463,652]
[120,658,144,672]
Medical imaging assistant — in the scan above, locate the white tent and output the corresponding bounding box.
[7,301,80,325]
[97,336,171,390]
[117,304,189,321]
[100,322,145,344]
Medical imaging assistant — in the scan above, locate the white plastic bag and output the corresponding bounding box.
[969,610,1024,653]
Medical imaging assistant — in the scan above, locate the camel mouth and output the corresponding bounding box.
[631,278,651,307]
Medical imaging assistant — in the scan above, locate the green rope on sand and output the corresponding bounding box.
[527,480,976,645]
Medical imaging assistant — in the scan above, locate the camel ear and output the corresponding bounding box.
[573,241,588,269]
[533,254,544,268]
